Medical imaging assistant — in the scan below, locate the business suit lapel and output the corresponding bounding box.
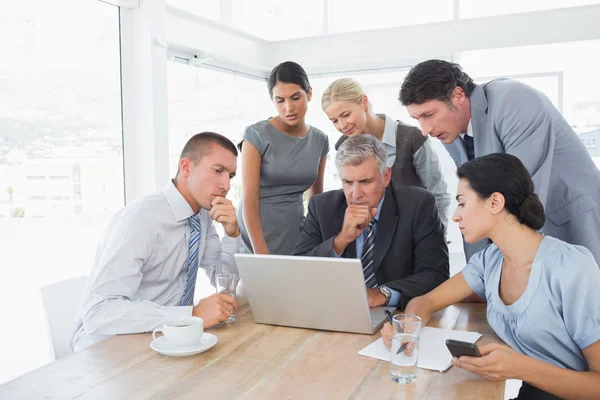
[445,141,469,166]
[372,187,399,273]
[336,202,357,258]
[443,85,490,165]
[469,84,489,159]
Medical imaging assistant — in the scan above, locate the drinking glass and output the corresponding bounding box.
[390,314,422,384]
[216,273,237,323]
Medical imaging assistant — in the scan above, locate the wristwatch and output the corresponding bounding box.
[379,286,392,306]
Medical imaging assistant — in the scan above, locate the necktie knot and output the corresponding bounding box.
[189,215,201,232]
[365,220,376,236]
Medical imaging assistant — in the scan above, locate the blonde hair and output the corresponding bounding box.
[321,77,373,111]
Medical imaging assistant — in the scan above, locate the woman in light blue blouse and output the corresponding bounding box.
[382,153,600,400]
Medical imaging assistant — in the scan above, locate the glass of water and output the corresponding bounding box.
[216,273,237,323]
[390,314,422,384]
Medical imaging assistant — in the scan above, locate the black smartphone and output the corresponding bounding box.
[445,339,482,358]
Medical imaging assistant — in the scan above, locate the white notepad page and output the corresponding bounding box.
[358,326,482,372]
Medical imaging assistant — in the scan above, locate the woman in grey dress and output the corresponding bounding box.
[237,61,329,255]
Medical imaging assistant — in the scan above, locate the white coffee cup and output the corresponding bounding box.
[152,316,204,348]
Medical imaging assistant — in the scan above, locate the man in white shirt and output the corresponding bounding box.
[73,132,242,351]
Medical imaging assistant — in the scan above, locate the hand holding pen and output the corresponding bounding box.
[384,310,408,354]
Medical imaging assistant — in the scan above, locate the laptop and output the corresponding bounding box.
[234,254,395,334]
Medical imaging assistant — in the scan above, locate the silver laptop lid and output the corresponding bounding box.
[235,254,390,334]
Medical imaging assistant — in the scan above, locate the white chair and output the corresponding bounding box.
[40,276,87,360]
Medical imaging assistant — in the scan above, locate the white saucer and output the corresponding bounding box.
[150,333,218,357]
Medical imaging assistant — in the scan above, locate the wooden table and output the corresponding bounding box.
[0,303,505,399]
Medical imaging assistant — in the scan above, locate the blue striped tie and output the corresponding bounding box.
[361,221,378,288]
[180,215,201,306]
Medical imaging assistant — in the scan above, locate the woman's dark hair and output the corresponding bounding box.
[267,61,310,98]
[457,153,546,230]
[399,59,476,106]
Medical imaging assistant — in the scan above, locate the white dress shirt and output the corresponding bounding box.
[72,180,241,351]
[460,119,474,140]
[381,115,451,229]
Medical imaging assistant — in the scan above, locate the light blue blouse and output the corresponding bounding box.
[462,236,600,371]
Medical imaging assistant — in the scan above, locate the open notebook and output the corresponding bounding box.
[358,326,482,372]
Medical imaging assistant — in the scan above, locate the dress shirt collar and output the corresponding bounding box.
[373,195,385,222]
[162,180,196,222]
[460,119,473,140]
[381,114,397,148]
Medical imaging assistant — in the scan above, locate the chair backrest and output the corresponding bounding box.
[40,276,87,360]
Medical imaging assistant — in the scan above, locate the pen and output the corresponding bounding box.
[384,310,408,355]
[384,309,394,325]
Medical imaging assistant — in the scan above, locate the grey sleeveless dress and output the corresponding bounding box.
[237,120,329,255]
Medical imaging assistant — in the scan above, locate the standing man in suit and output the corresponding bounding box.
[73,132,242,351]
[292,134,449,310]
[400,59,600,264]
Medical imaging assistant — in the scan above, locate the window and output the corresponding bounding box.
[460,0,600,19]
[0,0,122,384]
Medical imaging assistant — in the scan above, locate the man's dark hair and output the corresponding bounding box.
[267,61,311,98]
[179,131,237,166]
[399,60,476,106]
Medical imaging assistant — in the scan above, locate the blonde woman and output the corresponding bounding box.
[322,78,450,230]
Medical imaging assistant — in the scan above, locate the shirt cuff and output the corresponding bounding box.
[387,287,401,307]
[332,242,343,257]
[165,306,193,319]
[223,234,243,254]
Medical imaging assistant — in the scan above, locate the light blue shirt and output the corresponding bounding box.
[459,119,473,140]
[462,236,600,371]
[334,196,401,307]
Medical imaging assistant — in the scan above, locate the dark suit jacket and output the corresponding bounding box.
[292,185,449,309]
